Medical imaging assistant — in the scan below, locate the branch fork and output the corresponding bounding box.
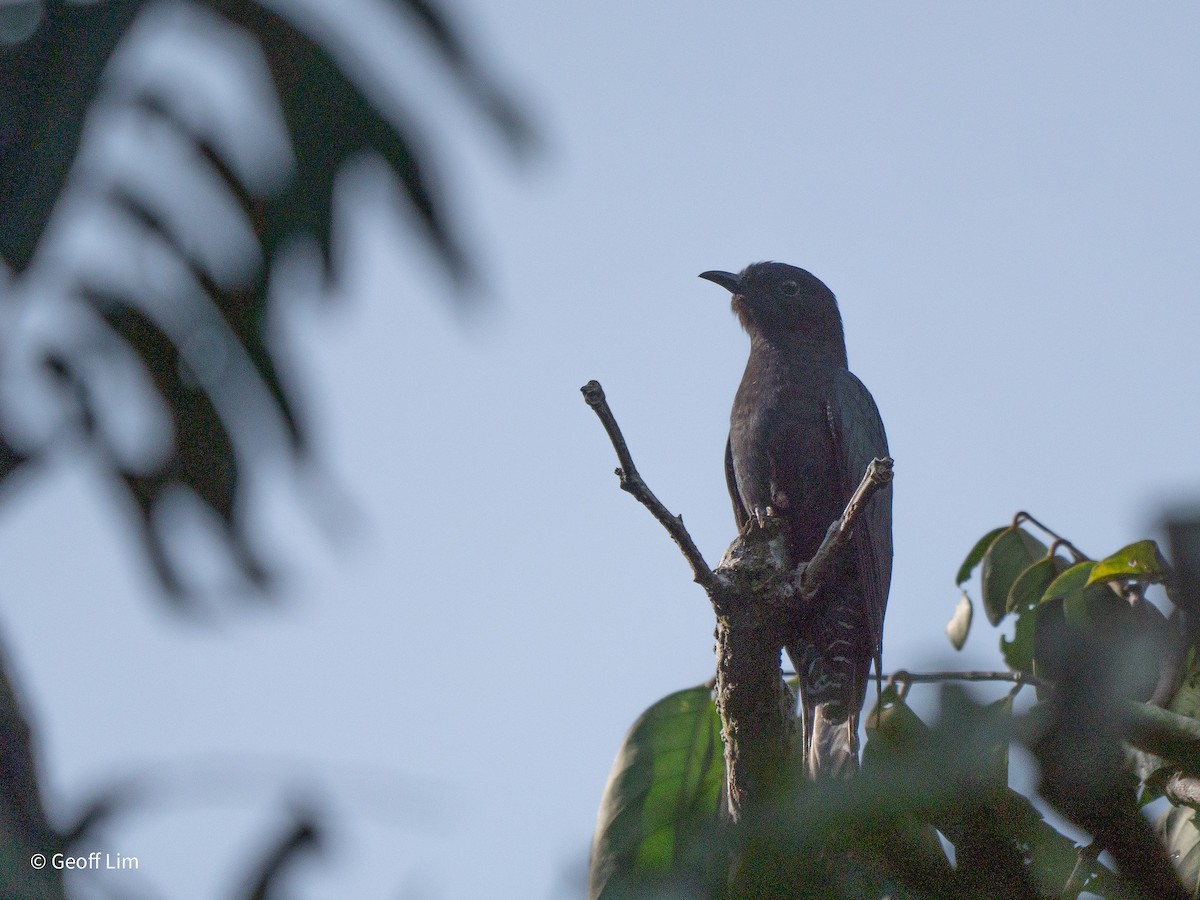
[581,379,891,819]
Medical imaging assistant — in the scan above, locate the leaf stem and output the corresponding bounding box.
[1016,512,1090,561]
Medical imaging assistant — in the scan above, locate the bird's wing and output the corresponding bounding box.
[725,436,749,531]
[827,369,892,669]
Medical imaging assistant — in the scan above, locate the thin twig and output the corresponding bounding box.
[884,670,1048,689]
[1060,840,1102,899]
[796,457,893,600]
[580,381,714,588]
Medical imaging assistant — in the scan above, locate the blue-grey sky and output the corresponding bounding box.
[2,2,1199,897]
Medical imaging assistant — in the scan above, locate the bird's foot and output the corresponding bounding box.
[753,505,783,528]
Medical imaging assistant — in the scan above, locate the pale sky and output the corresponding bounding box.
[2,2,1199,897]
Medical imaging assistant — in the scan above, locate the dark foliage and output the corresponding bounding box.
[0,0,532,599]
[589,513,1200,898]
[0,1,530,893]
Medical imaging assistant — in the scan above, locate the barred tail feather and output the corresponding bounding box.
[807,704,859,779]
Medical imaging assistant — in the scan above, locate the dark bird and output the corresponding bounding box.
[700,262,892,778]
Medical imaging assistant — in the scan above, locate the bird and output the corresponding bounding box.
[699,261,892,778]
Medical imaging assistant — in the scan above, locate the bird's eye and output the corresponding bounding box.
[780,280,799,296]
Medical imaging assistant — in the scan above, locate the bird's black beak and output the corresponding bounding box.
[698,270,741,294]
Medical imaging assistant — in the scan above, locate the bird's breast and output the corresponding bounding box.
[729,354,843,561]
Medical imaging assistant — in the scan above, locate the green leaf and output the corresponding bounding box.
[1040,561,1161,702]
[983,694,1014,787]
[1041,561,1099,622]
[864,688,1116,896]
[980,527,1048,626]
[1088,539,1172,586]
[1158,803,1200,892]
[1062,578,1133,633]
[945,592,973,651]
[1040,560,1096,602]
[1008,556,1062,613]
[1001,556,1067,674]
[956,526,1008,586]
[1000,613,1036,674]
[588,686,726,900]
[1031,597,1067,690]
[864,686,932,758]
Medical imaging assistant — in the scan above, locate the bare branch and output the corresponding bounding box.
[580,381,714,588]
[884,670,1047,689]
[1016,512,1090,562]
[796,456,893,600]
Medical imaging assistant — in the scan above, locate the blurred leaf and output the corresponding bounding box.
[238,807,323,900]
[0,644,65,899]
[1088,540,1172,587]
[84,294,267,597]
[956,525,1007,586]
[982,694,1013,787]
[1125,702,1200,776]
[0,437,31,498]
[1157,804,1200,893]
[1166,516,1200,631]
[106,178,303,452]
[1050,563,1157,701]
[980,527,1047,626]
[1,0,525,283]
[0,3,44,46]
[588,686,726,900]
[937,687,1012,793]
[1137,600,1180,707]
[216,0,470,283]
[59,786,127,854]
[1172,648,1200,722]
[1,0,531,596]
[863,687,1099,898]
[863,686,930,756]
[1031,597,1068,690]
[1030,622,1188,900]
[394,0,536,157]
[945,591,973,651]
[0,0,143,269]
[999,789,1124,899]
[1036,569,1166,702]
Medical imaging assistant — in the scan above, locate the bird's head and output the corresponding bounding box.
[699,261,843,344]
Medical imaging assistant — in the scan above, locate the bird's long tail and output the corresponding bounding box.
[789,627,865,779]
[806,703,859,779]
